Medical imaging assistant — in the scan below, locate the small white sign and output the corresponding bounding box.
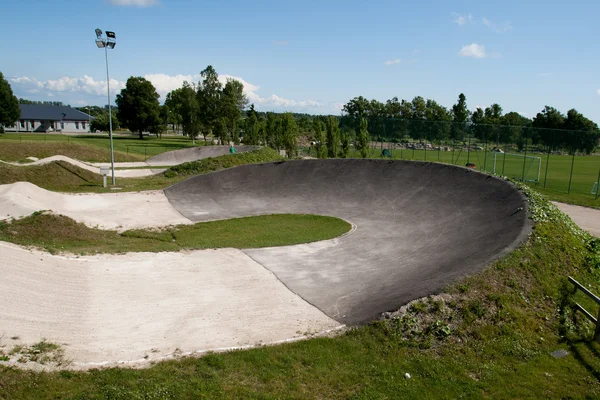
[100,167,110,176]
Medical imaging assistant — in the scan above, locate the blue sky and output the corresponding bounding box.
[1,0,599,121]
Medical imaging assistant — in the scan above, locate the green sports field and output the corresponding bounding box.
[344,145,600,206]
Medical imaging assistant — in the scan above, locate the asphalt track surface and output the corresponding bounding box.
[165,159,531,325]
[146,145,260,166]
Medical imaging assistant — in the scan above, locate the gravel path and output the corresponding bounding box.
[553,202,600,237]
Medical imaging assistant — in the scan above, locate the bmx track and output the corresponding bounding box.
[0,159,531,368]
[166,159,531,324]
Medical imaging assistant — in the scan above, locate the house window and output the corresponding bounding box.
[61,123,64,130]
[30,120,35,129]
[75,122,79,129]
[19,120,24,128]
[82,122,86,130]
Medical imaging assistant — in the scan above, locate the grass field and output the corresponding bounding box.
[0,147,284,193]
[342,145,600,208]
[0,132,200,160]
[0,213,351,254]
[2,186,600,398]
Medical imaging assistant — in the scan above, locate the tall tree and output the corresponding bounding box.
[452,93,469,123]
[451,93,469,142]
[312,118,327,158]
[281,113,298,158]
[177,82,201,142]
[243,104,260,145]
[532,106,565,150]
[164,89,184,132]
[214,117,228,145]
[563,109,600,154]
[340,131,350,158]
[265,113,281,149]
[221,78,248,144]
[197,65,223,142]
[356,117,370,158]
[326,116,340,158]
[0,72,20,131]
[115,76,161,139]
[501,111,531,148]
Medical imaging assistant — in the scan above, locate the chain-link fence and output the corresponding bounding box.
[306,117,600,201]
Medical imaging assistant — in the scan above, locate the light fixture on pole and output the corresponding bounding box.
[94,28,117,185]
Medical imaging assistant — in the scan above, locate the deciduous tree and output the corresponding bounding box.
[115,76,161,139]
[0,72,20,131]
[356,117,369,158]
[197,65,223,142]
[326,116,340,158]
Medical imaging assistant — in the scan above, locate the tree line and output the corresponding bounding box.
[340,94,600,155]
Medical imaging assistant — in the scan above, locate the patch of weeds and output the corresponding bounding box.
[8,340,67,365]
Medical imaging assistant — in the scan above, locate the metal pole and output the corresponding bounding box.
[595,168,600,200]
[467,133,471,164]
[568,150,575,194]
[543,141,551,188]
[105,42,116,185]
[521,128,528,181]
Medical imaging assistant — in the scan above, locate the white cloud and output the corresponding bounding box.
[10,73,329,113]
[10,75,124,97]
[459,43,486,59]
[108,0,158,6]
[384,59,402,65]
[481,17,512,33]
[597,89,600,95]
[452,12,473,25]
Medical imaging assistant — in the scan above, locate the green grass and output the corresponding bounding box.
[342,145,600,208]
[0,142,143,162]
[0,132,201,160]
[0,213,351,254]
[0,147,284,193]
[2,184,600,398]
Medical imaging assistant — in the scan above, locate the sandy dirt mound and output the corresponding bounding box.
[0,182,190,230]
[0,242,341,369]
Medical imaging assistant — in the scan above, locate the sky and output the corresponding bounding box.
[1,0,599,122]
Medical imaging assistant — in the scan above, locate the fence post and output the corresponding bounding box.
[595,168,600,200]
[521,128,529,181]
[568,150,575,194]
[544,145,551,188]
[467,133,471,164]
[483,134,488,173]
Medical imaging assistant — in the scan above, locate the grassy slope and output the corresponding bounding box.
[0,147,284,193]
[0,142,142,162]
[2,184,600,398]
[0,213,351,254]
[0,133,200,160]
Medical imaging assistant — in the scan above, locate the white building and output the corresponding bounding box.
[4,104,94,134]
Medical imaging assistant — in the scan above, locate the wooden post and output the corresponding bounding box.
[595,308,600,343]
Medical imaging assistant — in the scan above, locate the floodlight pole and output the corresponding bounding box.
[104,43,116,185]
